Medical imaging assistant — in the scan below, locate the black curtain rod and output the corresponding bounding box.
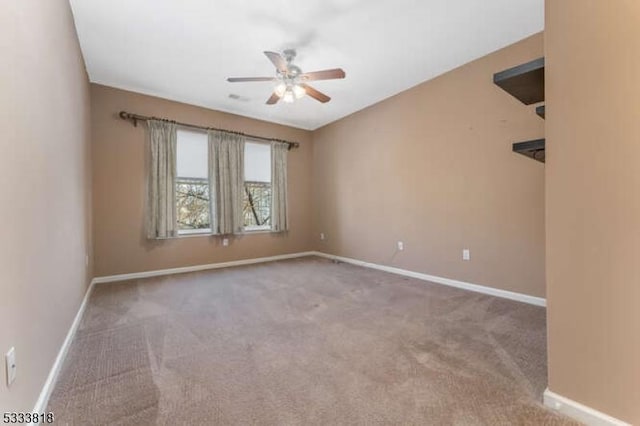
[118,111,300,150]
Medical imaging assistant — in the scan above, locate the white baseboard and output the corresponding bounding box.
[544,388,630,426]
[92,251,317,284]
[30,251,314,421]
[31,279,96,419]
[88,250,545,305]
[32,250,546,422]
[311,251,546,307]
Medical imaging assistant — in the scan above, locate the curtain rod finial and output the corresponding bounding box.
[120,111,138,127]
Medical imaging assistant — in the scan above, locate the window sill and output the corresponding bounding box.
[240,229,274,235]
[174,227,275,238]
[244,225,272,233]
[177,229,211,237]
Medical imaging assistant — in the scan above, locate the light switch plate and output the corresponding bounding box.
[5,347,16,386]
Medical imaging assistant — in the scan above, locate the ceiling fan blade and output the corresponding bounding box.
[264,51,288,73]
[301,68,346,81]
[227,77,276,82]
[266,92,280,105]
[301,84,331,103]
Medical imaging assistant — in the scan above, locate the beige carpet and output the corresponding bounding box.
[48,256,577,425]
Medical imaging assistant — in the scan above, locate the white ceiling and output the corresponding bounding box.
[69,0,543,130]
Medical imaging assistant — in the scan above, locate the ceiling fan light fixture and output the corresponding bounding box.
[282,89,295,103]
[293,84,306,99]
[274,82,287,97]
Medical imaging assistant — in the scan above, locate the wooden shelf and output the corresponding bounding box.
[513,138,545,163]
[494,58,546,163]
[494,57,545,105]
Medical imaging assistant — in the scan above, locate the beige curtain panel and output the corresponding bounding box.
[209,130,245,235]
[146,120,178,239]
[271,142,289,232]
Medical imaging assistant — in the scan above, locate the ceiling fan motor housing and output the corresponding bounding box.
[283,48,297,63]
[284,65,302,79]
[279,49,302,81]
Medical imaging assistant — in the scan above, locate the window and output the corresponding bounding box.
[176,129,210,234]
[175,134,272,235]
[243,141,271,231]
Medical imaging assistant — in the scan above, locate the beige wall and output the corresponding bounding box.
[91,85,314,277]
[545,1,640,423]
[0,0,92,411]
[312,34,545,297]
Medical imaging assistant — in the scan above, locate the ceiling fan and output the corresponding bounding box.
[227,49,346,105]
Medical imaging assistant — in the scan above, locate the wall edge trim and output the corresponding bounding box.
[32,250,549,420]
[31,251,316,419]
[543,388,631,426]
[92,251,317,284]
[32,279,96,418]
[312,251,546,306]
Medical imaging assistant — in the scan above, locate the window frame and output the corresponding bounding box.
[243,139,272,232]
[175,129,211,236]
[172,133,278,237]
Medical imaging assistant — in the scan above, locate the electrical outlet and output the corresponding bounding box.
[222,238,229,247]
[462,249,470,261]
[320,233,325,240]
[397,241,404,251]
[5,347,16,386]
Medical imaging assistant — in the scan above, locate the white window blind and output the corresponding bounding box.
[244,141,271,182]
[176,129,207,178]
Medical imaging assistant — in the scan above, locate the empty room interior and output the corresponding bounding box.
[2,0,639,424]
